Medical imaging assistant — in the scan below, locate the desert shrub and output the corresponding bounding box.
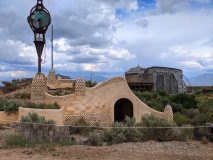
[138,115,177,141]
[201,137,209,144]
[171,94,197,109]
[6,134,31,147]
[1,99,22,113]
[48,88,74,96]
[109,122,128,143]
[19,113,56,141]
[170,103,183,112]
[102,117,141,144]
[14,92,31,99]
[23,102,60,109]
[193,126,211,140]
[88,131,103,146]
[146,99,164,112]
[177,125,194,142]
[1,79,32,94]
[6,133,75,147]
[19,113,75,146]
[0,99,4,111]
[174,112,189,126]
[86,81,97,87]
[157,91,169,97]
[139,91,159,101]
[1,81,19,93]
[69,117,92,136]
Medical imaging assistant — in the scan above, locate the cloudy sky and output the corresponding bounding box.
[0,0,213,81]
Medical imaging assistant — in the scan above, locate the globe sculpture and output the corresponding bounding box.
[27,0,51,73]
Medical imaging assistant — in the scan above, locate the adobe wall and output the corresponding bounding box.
[29,73,173,126]
[18,107,65,125]
[61,77,173,124]
[87,77,166,123]
[0,112,18,124]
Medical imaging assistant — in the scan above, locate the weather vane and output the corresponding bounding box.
[27,0,51,73]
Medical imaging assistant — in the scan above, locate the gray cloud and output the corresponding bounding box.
[136,18,149,28]
[0,0,136,76]
[156,0,189,13]
[155,0,213,14]
[69,56,105,64]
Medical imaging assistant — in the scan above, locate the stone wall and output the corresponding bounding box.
[18,107,65,125]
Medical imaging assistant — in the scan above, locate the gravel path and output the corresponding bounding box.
[0,141,212,160]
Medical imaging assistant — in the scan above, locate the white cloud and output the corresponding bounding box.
[156,0,189,13]
[102,0,138,11]
[0,71,32,78]
[179,61,203,70]
[115,8,213,74]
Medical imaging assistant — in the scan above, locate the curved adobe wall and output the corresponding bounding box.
[87,77,168,123]
[42,76,172,125]
[45,93,75,106]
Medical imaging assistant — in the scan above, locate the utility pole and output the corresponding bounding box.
[90,65,93,82]
[51,25,54,70]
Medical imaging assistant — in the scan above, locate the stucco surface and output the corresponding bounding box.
[18,107,65,125]
[0,112,18,124]
[46,77,169,123]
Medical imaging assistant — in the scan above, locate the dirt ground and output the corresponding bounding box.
[0,141,212,160]
[0,128,212,160]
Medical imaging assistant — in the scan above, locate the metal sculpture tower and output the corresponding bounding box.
[27,0,51,73]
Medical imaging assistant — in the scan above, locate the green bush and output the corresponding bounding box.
[1,81,19,93]
[171,94,197,109]
[177,125,194,142]
[174,112,189,126]
[23,102,60,109]
[85,81,97,87]
[69,117,92,136]
[6,134,75,147]
[18,113,75,146]
[20,113,56,141]
[0,99,4,111]
[102,117,141,144]
[14,92,31,99]
[170,103,183,112]
[138,115,177,141]
[89,131,103,146]
[6,134,31,147]
[146,99,164,112]
[0,99,22,113]
[1,79,32,93]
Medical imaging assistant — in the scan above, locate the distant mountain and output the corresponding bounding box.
[56,74,71,79]
[188,73,213,86]
[82,75,108,82]
[68,71,121,83]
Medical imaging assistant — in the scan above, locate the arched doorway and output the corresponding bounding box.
[114,98,133,122]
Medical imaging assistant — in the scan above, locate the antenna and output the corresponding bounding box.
[90,65,93,82]
[51,25,54,70]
